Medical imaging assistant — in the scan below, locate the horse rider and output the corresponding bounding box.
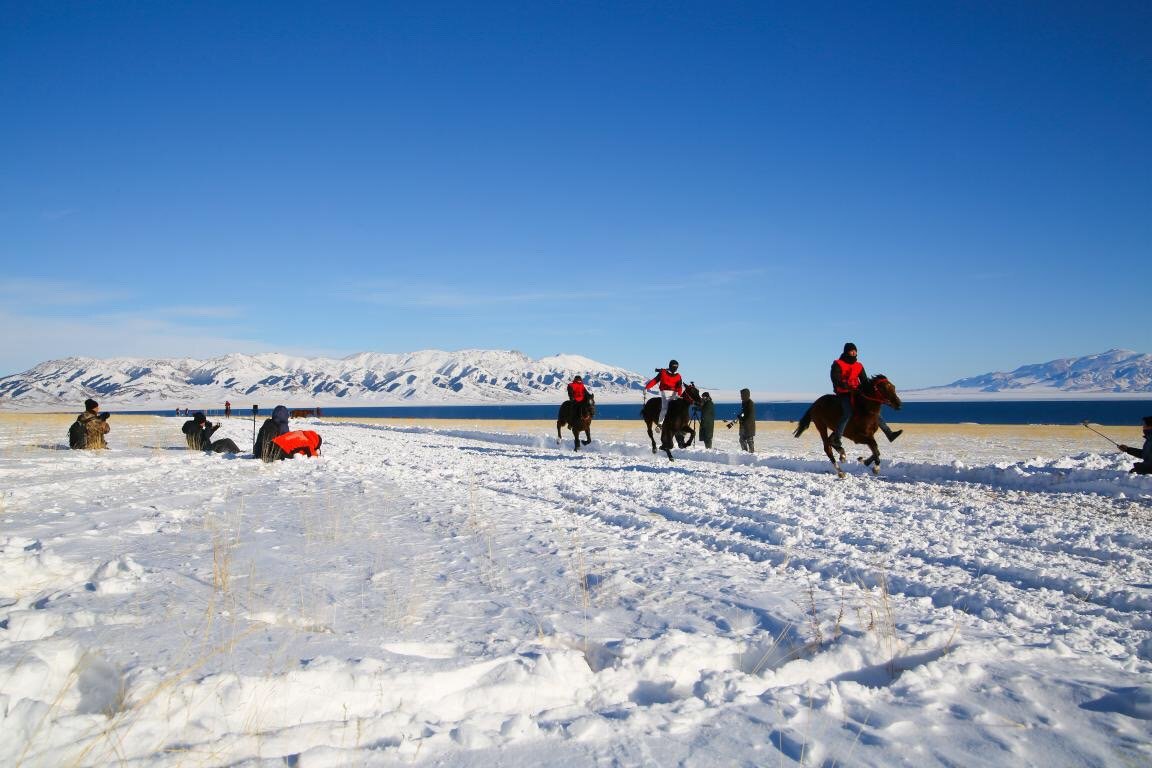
[566,375,595,420]
[830,343,902,451]
[645,359,684,430]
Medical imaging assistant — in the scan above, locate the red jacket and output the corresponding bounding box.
[645,368,683,394]
[567,380,589,402]
[271,430,323,457]
[831,359,865,393]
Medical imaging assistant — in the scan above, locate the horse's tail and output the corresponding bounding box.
[793,407,813,438]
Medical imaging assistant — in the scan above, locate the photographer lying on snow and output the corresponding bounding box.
[1118,416,1152,475]
[182,412,241,454]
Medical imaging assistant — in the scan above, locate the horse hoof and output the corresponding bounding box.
[871,466,880,475]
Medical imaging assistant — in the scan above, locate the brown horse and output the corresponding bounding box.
[556,400,594,451]
[793,375,902,477]
[642,383,702,460]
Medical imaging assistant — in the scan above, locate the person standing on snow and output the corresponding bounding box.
[645,359,684,429]
[698,391,716,449]
[830,343,902,451]
[1118,416,1152,475]
[726,388,756,452]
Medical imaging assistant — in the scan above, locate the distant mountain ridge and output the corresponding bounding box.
[0,350,648,407]
[925,349,1152,394]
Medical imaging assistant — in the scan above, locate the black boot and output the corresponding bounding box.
[884,428,903,443]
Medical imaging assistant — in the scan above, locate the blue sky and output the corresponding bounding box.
[2,1,1149,392]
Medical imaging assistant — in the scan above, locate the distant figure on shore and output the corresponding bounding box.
[224,401,232,417]
[698,391,716,449]
[1118,416,1152,475]
[253,405,292,461]
[182,412,241,454]
[727,388,756,452]
[70,398,110,450]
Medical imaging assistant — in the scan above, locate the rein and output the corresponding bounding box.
[857,378,892,406]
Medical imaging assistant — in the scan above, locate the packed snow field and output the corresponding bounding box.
[1,414,1149,767]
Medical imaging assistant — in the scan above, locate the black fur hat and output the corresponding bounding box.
[843,343,857,355]
[193,412,207,423]
[668,359,679,370]
[84,398,98,410]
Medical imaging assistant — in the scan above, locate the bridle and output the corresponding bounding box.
[857,376,895,406]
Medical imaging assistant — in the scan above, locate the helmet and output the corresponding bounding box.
[668,359,679,370]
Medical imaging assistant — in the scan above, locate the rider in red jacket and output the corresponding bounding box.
[566,376,595,417]
[830,343,901,450]
[645,360,684,428]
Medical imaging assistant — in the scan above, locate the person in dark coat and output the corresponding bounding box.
[182,412,241,454]
[698,392,716,449]
[1118,416,1152,475]
[253,405,291,461]
[727,388,756,452]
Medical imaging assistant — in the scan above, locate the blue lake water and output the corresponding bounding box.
[133,400,1152,426]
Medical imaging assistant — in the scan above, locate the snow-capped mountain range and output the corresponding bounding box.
[922,349,1152,395]
[1,348,1149,409]
[0,350,648,408]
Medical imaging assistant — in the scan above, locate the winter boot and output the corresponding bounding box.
[883,427,903,443]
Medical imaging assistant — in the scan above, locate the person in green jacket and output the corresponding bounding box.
[697,391,716,448]
[727,388,756,452]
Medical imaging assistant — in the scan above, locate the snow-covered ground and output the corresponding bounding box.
[1,414,1149,767]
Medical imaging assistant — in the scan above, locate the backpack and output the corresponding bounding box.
[68,419,86,449]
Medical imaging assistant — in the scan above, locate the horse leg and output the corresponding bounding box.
[646,420,657,454]
[582,425,591,446]
[684,426,695,448]
[857,438,880,474]
[556,419,563,445]
[816,424,845,478]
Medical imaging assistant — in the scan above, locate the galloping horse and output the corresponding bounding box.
[642,383,702,460]
[556,400,594,451]
[793,375,902,477]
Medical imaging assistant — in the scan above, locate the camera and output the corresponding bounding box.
[98,413,110,420]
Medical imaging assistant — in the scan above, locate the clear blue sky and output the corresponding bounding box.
[2,1,1149,392]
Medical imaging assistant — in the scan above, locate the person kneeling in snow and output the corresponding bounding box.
[182,412,241,454]
[1118,416,1152,475]
[253,405,292,461]
[70,398,110,449]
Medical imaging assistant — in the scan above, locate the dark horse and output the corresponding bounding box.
[556,400,594,451]
[793,375,902,477]
[642,383,702,461]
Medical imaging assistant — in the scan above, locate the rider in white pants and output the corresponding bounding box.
[644,359,684,429]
